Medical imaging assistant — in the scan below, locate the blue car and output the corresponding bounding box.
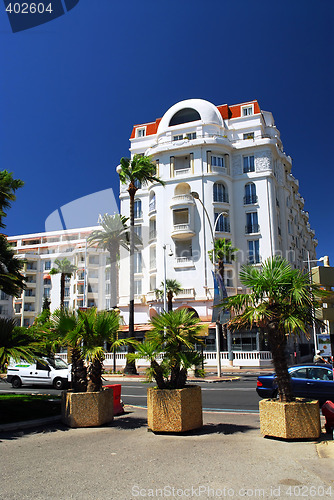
[257,364,334,405]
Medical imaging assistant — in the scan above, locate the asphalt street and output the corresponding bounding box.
[0,377,261,412]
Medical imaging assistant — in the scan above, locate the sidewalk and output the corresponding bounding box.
[0,406,333,500]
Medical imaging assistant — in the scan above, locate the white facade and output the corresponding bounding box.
[118,98,317,334]
[7,227,112,327]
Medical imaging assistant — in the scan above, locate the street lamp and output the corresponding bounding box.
[191,191,228,377]
[163,244,173,312]
[303,252,325,354]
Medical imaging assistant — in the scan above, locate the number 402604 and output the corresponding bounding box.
[6,3,53,14]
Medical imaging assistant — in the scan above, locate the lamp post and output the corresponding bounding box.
[303,252,325,355]
[163,244,173,312]
[191,191,228,377]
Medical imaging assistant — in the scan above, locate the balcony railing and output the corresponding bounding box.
[244,195,258,205]
[215,223,230,233]
[149,200,156,212]
[174,168,191,177]
[149,230,157,241]
[245,224,260,234]
[213,195,229,203]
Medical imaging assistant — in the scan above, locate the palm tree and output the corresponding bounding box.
[155,279,183,312]
[223,256,324,403]
[0,234,25,297]
[128,309,204,389]
[208,238,238,286]
[50,258,77,310]
[51,308,88,392]
[117,154,165,374]
[87,213,130,309]
[0,170,24,229]
[0,318,39,371]
[79,308,122,391]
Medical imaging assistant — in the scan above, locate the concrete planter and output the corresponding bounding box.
[259,398,321,440]
[61,388,113,428]
[147,385,202,433]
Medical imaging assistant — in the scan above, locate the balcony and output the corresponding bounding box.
[244,195,258,205]
[245,224,260,234]
[171,224,196,240]
[215,222,231,234]
[148,199,156,214]
[174,168,191,177]
[170,194,195,208]
[178,288,195,298]
[174,257,195,268]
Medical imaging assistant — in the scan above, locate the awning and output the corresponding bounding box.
[43,274,51,280]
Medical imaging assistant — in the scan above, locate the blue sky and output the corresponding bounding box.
[1,0,333,264]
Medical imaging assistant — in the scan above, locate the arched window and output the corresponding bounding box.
[134,179,141,189]
[244,183,257,204]
[134,199,142,219]
[213,182,228,203]
[169,108,201,126]
[149,191,156,212]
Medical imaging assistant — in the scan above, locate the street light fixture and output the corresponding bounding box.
[191,191,229,377]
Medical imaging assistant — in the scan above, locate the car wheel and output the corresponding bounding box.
[11,376,22,389]
[53,378,64,390]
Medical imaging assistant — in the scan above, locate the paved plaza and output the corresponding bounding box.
[1,406,333,500]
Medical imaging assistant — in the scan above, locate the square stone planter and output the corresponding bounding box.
[259,398,321,440]
[61,388,113,428]
[147,385,202,433]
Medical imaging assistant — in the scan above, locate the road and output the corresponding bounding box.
[0,376,261,412]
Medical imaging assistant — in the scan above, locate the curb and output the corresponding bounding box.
[0,415,61,433]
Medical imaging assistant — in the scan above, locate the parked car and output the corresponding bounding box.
[7,357,71,389]
[257,363,334,405]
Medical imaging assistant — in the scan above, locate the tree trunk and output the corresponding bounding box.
[87,357,103,392]
[167,291,173,312]
[60,273,65,311]
[71,347,87,392]
[109,245,118,309]
[124,184,137,374]
[268,324,294,402]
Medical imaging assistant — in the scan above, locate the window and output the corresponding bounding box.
[0,305,8,316]
[134,179,141,189]
[214,212,230,233]
[43,288,50,298]
[134,199,142,219]
[288,219,293,235]
[243,132,254,140]
[169,108,201,126]
[134,225,142,240]
[226,270,233,287]
[44,260,51,270]
[64,287,70,298]
[0,291,8,300]
[44,278,51,285]
[134,279,142,296]
[87,300,95,308]
[150,246,156,270]
[149,219,156,240]
[89,255,99,265]
[248,240,260,264]
[242,105,253,116]
[134,251,142,273]
[211,155,224,168]
[291,368,307,379]
[136,128,146,138]
[246,212,259,233]
[105,282,110,295]
[185,132,196,140]
[173,208,189,225]
[244,183,257,204]
[105,298,111,310]
[175,240,192,260]
[243,156,255,173]
[173,134,183,141]
[213,182,228,203]
[149,192,156,212]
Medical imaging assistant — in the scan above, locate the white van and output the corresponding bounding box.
[7,357,71,390]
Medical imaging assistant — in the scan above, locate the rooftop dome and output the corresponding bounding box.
[157,99,224,135]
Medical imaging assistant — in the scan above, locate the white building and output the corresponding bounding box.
[118,98,317,355]
[7,227,112,327]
